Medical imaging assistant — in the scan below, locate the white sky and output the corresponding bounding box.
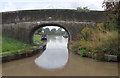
[0,0,104,12]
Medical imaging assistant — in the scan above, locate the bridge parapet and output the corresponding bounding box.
[2,9,108,24]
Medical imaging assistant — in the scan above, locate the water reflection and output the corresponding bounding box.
[35,36,68,69]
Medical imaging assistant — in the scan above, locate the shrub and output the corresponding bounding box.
[80,49,87,57]
[97,22,109,32]
[101,47,107,52]
[81,27,91,40]
[86,52,92,58]
[108,14,118,30]
[71,41,81,53]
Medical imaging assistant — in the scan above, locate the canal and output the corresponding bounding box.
[2,36,118,76]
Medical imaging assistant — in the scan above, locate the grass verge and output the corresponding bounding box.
[1,35,44,56]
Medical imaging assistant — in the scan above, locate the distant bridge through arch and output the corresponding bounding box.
[2,9,108,44]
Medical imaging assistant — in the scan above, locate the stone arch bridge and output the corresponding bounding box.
[1,9,108,44]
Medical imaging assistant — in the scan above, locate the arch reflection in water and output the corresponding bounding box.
[35,36,68,69]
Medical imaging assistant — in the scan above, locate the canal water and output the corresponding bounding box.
[2,36,118,76]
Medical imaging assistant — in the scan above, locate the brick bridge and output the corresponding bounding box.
[1,9,108,44]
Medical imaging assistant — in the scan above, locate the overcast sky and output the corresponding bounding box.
[0,0,104,12]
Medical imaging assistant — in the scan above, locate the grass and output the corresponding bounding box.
[2,36,31,52]
[1,35,44,56]
[33,35,44,44]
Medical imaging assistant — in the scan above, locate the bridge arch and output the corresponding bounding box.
[29,23,71,44]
